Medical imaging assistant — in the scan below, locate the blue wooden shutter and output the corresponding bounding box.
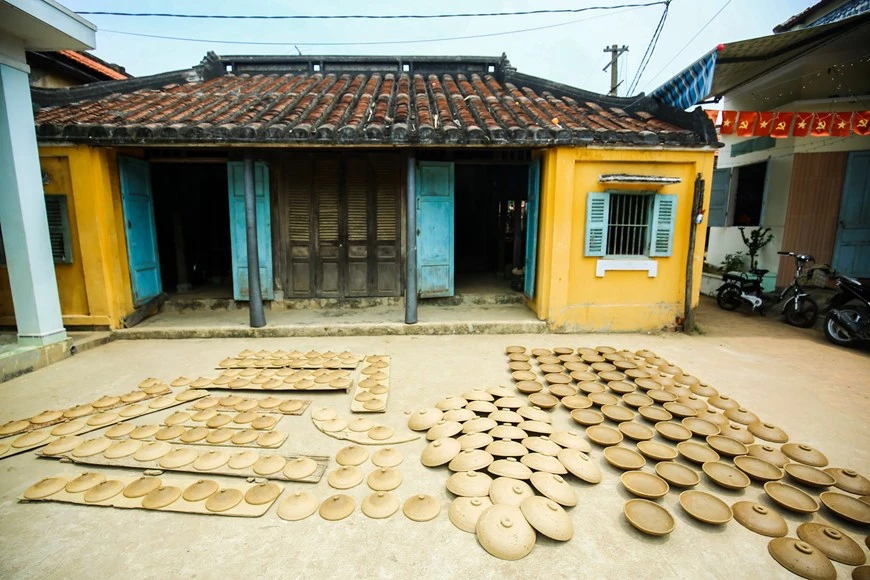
[708,168,731,227]
[524,158,541,298]
[119,156,162,306]
[585,192,609,256]
[649,194,677,257]
[227,161,273,300]
[416,161,455,298]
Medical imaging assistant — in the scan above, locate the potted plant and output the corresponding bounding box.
[738,227,774,271]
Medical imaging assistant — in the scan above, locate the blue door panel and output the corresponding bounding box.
[524,158,541,298]
[416,162,454,298]
[228,162,273,300]
[833,151,870,278]
[119,156,162,306]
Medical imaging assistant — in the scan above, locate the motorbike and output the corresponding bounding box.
[716,251,819,328]
[823,272,870,347]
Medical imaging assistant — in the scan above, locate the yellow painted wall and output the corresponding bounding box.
[529,146,716,332]
[0,146,134,329]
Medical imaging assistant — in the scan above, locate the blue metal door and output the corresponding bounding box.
[227,161,273,300]
[833,151,870,278]
[119,156,162,306]
[416,161,454,298]
[524,158,541,298]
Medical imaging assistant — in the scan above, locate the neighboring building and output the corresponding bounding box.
[4,53,718,332]
[666,1,870,289]
[27,49,129,87]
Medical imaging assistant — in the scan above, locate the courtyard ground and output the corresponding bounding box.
[0,298,867,579]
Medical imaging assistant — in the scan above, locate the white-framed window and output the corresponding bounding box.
[585,191,676,258]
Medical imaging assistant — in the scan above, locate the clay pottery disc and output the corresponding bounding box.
[509,361,532,372]
[29,410,62,424]
[189,377,213,389]
[655,421,692,442]
[328,465,364,490]
[467,401,499,416]
[206,488,244,513]
[205,428,234,444]
[703,461,751,490]
[706,435,747,457]
[278,400,305,413]
[65,472,107,493]
[312,407,337,422]
[155,425,186,441]
[571,370,598,383]
[159,447,198,469]
[489,409,522,424]
[449,496,493,533]
[647,389,678,404]
[604,446,646,471]
[680,490,732,524]
[23,476,67,499]
[463,389,495,402]
[320,419,348,433]
[765,481,821,514]
[689,383,718,397]
[621,470,669,499]
[624,499,675,536]
[487,386,516,399]
[278,490,318,521]
[122,390,149,404]
[447,470,493,497]
[521,453,567,475]
[449,449,494,472]
[681,417,720,437]
[522,436,562,457]
[709,394,739,411]
[825,468,870,495]
[92,395,120,409]
[355,391,374,403]
[164,411,193,427]
[677,441,720,464]
[506,345,527,354]
[83,480,125,503]
[696,410,729,428]
[820,491,870,524]
[179,426,209,444]
[673,373,700,387]
[600,405,636,423]
[117,403,146,419]
[517,420,552,436]
[426,420,462,441]
[655,461,699,488]
[732,501,788,537]
[722,405,759,426]
[71,437,111,457]
[227,450,259,470]
[570,408,604,426]
[63,404,94,419]
[104,423,136,439]
[252,454,286,476]
[205,414,232,429]
[485,439,528,458]
[182,479,219,502]
[748,444,790,467]
[557,449,601,484]
[637,440,678,461]
[676,394,708,413]
[42,435,84,456]
[561,395,593,410]
[634,378,663,392]
[768,537,836,580]
[359,491,400,519]
[607,381,635,396]
[232,410,258,425]
[662,402,697,419]
[517,406,551,423]
[531,348,553,357]
[494,396,527,410]
[458,432,494,451]
[520,496,573,541]
[639,405,672,423]
[618,422,655,442]
[336,445,369,466]
[149,396,177,409]
[141,485,182,509]
[421,438,462,467]
[231,430,259,445]
[489,476,534,506]
[798,523,866,566]
[545,431,587,452]
[622,393,654,408]
[747,421,789,443]
[367,467,403,491]
[719,423,755,445]
[586,425,623,446]
[245,482,281,505]
[489,424,528,441]
[508,353,530,362]
[283,457,317,480]
[515,381,543,395]
[489,457,533,480]
[85,411,119,427]
[734,455,784,482]
[511,370,538,383]
[475,504,536,560]
[193,450,230,471]
[783,443,828,467]
[530,472,577,506]
[403,494,440,522]
[251,415,278,430]
[104,438,142,459]
[51,420,86,436]
[444,408,475,423]
[588,392,619,407]
[527,393,559,409]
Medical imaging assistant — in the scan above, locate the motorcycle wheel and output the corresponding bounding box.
[823,309,860,347]
[716,285,742,311]
[783,296,819,328]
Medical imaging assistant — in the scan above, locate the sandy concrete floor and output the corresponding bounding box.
[1,301,868,579]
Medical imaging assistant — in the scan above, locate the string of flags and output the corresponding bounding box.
[703,109,870,138]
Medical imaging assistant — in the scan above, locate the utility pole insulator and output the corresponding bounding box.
[603,44,629,97]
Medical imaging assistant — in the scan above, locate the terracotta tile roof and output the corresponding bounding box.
[57,51,130,81]
[33,54,716,147]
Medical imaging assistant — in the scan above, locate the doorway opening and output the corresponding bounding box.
[733,161,768,226]
[453,163,529,295]
[151,162,233,298]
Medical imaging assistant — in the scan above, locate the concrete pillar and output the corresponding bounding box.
[0,63,67,346]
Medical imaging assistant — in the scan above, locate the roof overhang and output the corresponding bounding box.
[0,0,95,51]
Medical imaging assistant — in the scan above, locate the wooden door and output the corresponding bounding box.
[119,156,162,306]
[227,161,273,300]
[416,161,454,298]
[524,158,541,299]
[833,151,870,278]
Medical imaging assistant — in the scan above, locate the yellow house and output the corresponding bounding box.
[6,54,717,332]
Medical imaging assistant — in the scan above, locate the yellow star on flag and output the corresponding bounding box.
[837,121,847,129]
[798,120,807,129]
[723,119,731,126]
[760,119,770,128]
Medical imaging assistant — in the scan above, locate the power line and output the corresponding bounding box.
[79,3,668,20]
[641,0,732,92]
[627,0,670,95]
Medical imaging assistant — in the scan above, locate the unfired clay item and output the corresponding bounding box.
[245,482,282,505]
[621,471,669,499]
[142,486,182,509]
[65,472,106,493]
[724,407,759,425]
[449,496,493,533]
[748,444,790,467]
[277,490,318,521]
[159,448,199,469]
[557,449,601,484]
[703,461,751,490]
[637,441,678,462]
[489,458,533,480]
[367,467,402,491]
[603,446,646,471]
[549,431,590,452]
[444,408,475,423]
[655,422,692,442]
[819,491,870,525]
[489,477,534,506]
[182,479,219,502]
[105,423,136,439]
[336,445,369,466]
[562,395,593,410]
[252,455,286,476]
[784,463,834,487]
[283,457,317,480]
[824,468,870,495]
[748,421,789,443]
[663,402,697,418]
[328,466,363,489]
[361,491,400,519]
[645,389,677,404]
[570,409,604,426]
[655,462,699,488]
[622,393,654,408]
[449,449,494,472]
[719,423,755,445]
[403,494,440,522]
[797,523,866,566]
[765,481,820,514]
[43,436,84,456]
[734,455,784,482]
[447,470,493,497]
[319,494,355,520]
[768,538,836,580]
[459,432,494,451]
[72,437,112,458]
[371,447,403,468]
[12,430,51,448]
[521,453,567,475]
[485,439,528,458]
[489,409,522,424]
[520,496,573,541]
[679,490,732,524]
[83,480,125,503]
[624,499,674,536]
[527,393,559,409]
[681,417,720,437]
[705,435,747,457]
[676,441,719,464]
[617,422,655,442]
[732,501,788,537]
[193,450,230,471]
[462,417,497,434]
[426,421,462,441]
[601,405,636,423]
[586,425,623,446]
[475,504,536,560]
[782,443,828,467]
[421,438,462,467]
[489,424,528,440]
[530,473,577,507]
[23,477,67,499]
[709,394,739,411]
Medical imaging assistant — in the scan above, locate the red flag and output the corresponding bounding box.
[792,112,813,137]
[704,109,720,126]
[736,111,757,136]
[854,111,870,136]
[753,112,775,136]
[811,113,832,137]
[831,112,853,137]
[770,112,794,138]
[720,110,737,134]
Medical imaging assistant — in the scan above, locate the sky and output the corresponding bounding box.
[63,0,818,96]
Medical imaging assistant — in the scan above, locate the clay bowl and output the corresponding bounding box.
[679,490,733,525]
[764,481,820,514]
[733,455,784,482]
[655,462,700,488]
[784,463,836,488]
[621,471,669,499]
[570,408,604,427]
[702,461,751,490]
[603,446,646,471]
[624,499,674,536]
[819,491,870,525]
[637,441,678,462]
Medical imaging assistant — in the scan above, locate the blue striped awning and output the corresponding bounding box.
[651,49,718,110]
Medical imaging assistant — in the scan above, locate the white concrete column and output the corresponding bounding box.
[0,63,66,346]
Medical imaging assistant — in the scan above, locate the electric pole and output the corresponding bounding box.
[603,44,629,96]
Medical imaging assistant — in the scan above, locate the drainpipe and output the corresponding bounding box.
[683,173,705,334]
[405,155,418,324]
[244,155,266,328]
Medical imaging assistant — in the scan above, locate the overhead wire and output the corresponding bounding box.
[627,0,670,95]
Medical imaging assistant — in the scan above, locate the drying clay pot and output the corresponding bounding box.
[193,450,230,471]
[372,447,403,468]
[622,393,654,408]
[548,431,590,452]
[245,482,281,506]
[768,537,836,580]
[655,462,699,488]
[495,397,527,410]
[277,490,318,521]
[252,455,286,476]
[463,390,495,402]
[521,453,567,475]
[797,523,866,566]
[677,441,720,464]
[765,481,820,514]
[561,395,593,410]
[639,406,672,423]
[180,427,209,444]
[570,409,604,427]
[361,491,400,519]
[159,448,199,469]
[367,467,402,491]
[467,400,499,413]
[319,494,355,521]
[601,405,636,423]
[449,449,494,472]
[458,432,494,451]
[83,480,125,503]
[489,424,528,441]
[489,410,523,424]
[705,435,748,457]
[71,437,112,458]
[336,445,369,467]
[367,425,394,441]
[733,455,784,482]
[681,417,720,437]
[824,468,870,495]
[23,477,67,500]
[443,409,475,423]
[557,449,601,484]
[724,407,759,425]
[142,486,182,509]
[421,438,462,467]
[588,392,619,407]
[621,471,669,499]
[230,430,259,446]
[283,457,317,480]
[487,386,516,399]
[747,421,789,443]
[328,466,363,490]
[403,494,440,522]
[680,490,732,524]
[447,470,493,497]
[476,504,536,560]
[527,393,559,410]
[312,408,337,422]
[708,395,739,411]
[782,443,829,467]
[696,410,730,428]
[655,422,692,442]
[227,451,259,470]
[586,425,623,446]
[449,496,493,533]
[51,420,86,436]
[489,458,533,480]
[63,405,93,419]
[784,463,835,488]
[182,479,219,502]
[520,436,560,457]
[719,423,755,445]
[462,418,497,435]
[427,421,462,441]
[819,491,870,525]
[65,472,106,494]
[12,430,51,449]
[154,425,186,441]
[517,420,552,436]
[42,435,84,456]
[747,444,790,468]
[489,477,534,506]
[485,439,528,458]
[104,423,136,439]
[732,501,788,537]
[702,461,751,490]
[530,473,577,507]
[637,441,678,462]
[624,499,674,536]
[520,496,573,541]
[618,422,655,442]
[603,446,646,471]
[662,402,697,419]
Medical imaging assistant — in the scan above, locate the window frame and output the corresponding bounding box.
[585,190,676,259]
[0,194,73,266]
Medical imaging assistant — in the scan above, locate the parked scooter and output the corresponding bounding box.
[823,272,870,347]
[716,251,819,328]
